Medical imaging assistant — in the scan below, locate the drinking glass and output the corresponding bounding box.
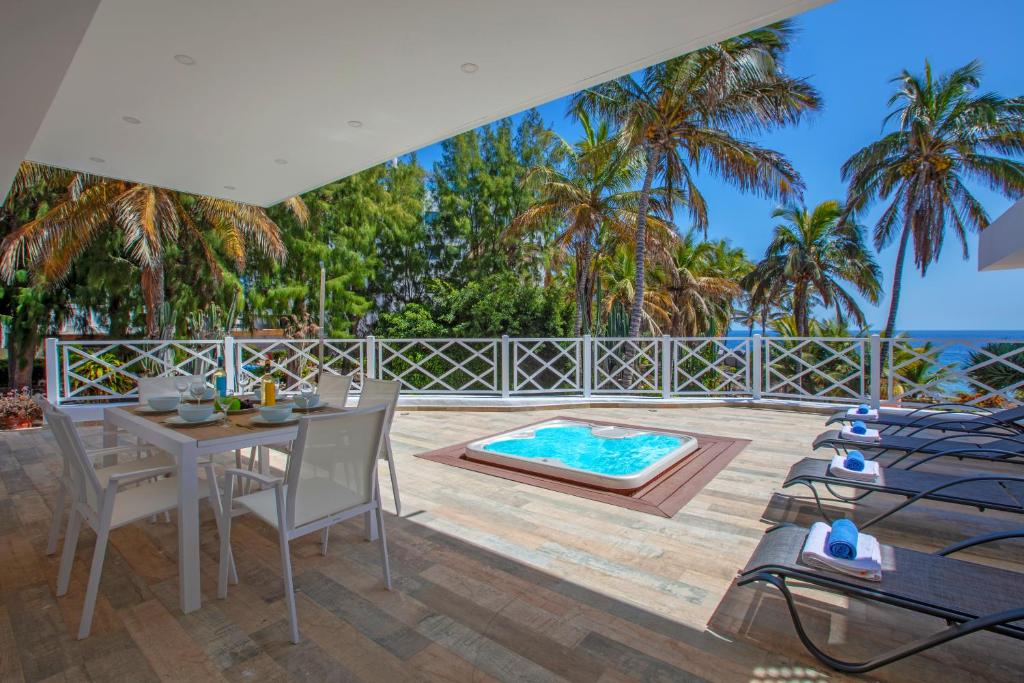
[188,380,206,405]
[299,381,315,403]
[173,377,190,401]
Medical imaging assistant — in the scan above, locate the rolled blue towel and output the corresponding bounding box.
[856,403,870,414]
[851,420,868,435]
[844,450,866,472]
[828,519,859,560]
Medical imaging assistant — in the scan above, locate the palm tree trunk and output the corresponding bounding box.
[628,145,658,337]
[7,325,38,390]
[883,226,911,339]
[793,281,808,337]
[141,264,165,339]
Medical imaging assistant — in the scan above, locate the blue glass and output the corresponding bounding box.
[482,426,682,476]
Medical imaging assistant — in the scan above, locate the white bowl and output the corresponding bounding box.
[147,396,180,411]
[259,404,294,423]
[178,403,215,423]
[294,394,320,409]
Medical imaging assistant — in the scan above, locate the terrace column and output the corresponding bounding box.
[751,334,762,400]
[365,336,377,380]
[500,335,510,398]
[582,335,592,398]
[45,337,60,405]
[223,336,237,394]
[661,335,672,399]
[869,334,881,409]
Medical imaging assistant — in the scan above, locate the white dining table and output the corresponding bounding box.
[102,405,377,614]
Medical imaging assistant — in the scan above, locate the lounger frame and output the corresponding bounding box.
[737,524,1024,673]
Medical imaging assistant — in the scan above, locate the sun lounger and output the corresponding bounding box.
[737,523,1024,673]
[782,456,1024,528]
[825,403,1024,436]
[812,429,1024,468]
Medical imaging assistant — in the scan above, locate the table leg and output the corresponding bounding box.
[177,445,201,613]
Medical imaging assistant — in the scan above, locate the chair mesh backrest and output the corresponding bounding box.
[284,406,388,529]
[138,375,203,401]
[356,378,399,429]
[317,373,353,404]
[46,410,103,514]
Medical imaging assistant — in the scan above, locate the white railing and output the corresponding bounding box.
[235,337,364,394]
[762,337,868,403]
[885,336,1024,406]
[44,334,1024,408]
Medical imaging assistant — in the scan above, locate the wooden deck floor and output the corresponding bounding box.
[0,406,1021,682]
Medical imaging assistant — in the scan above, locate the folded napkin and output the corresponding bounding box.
[829,454,880,482]
[840,423,880,443]
[845,405,879,420]
[801,521,882,581]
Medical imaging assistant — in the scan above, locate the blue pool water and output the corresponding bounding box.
[482,425,683,476]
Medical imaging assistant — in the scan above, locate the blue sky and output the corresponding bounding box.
[409,0,1024,331]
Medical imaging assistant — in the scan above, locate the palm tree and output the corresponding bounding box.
[665,231,746,336]
[745,200,882,337]
[1,161,304,337]
[600,243,674,335]
[573,21,821,336]
[843,60,1024,337]
[509,112,678,334]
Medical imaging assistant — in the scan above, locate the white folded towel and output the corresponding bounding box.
[840,424,881,443]
[845,407,879,420]
[800,522,882,581]
[829,455,880,483]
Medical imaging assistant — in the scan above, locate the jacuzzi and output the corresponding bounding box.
[465,418,699,490]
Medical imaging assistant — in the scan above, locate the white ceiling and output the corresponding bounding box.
[23,0,827,207]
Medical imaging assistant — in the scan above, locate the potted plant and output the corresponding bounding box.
[0,389,43,430]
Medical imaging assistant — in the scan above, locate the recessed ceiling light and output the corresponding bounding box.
[274,158,288,165]
[460,62,479,73]
[347,120,363,128]
[174,53,196,66]
[122,116,141,124]
[223,185,236,190]
[88,156,105,163]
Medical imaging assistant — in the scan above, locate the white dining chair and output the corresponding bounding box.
[47,409,235,639]
[237,372,356,484]
[317,373,354,406]
[35,397,175,555]
[356,378,402,516]
[137,374,204,402]
[217,405,392,644]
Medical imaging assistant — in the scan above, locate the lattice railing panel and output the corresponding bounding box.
[512,338,581,393]
[592,338,660,394]
[886,337,1024,406]
[672,338,751,395]
[236,339,364,394]
[377,339,499,393]
[59,340,223,403]
[763,337,866,402]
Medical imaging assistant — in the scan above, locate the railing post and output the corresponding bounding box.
[870,334,881,409]
[751,334,762,400]
[223,335,237,393]
[661,335,672,399]
[45,337,60,405]
[365,335,377,380]
[582,335,592,398]
[500,335,511,398]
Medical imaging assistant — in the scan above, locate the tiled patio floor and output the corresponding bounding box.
[0,406,1020,681]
